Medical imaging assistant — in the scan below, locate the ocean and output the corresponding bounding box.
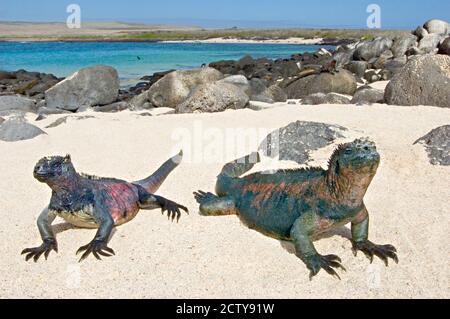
[0,41,334,86]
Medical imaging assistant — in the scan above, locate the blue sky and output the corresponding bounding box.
[1,0,449,29]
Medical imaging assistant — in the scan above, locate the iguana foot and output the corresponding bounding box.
[352,240,398,266]
[76,240,115,262]
[305,254,346,280]
[161,199,189,223]
[194,191,218,204]
[21,239,58,262]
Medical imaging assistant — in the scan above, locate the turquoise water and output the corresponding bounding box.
[0,41,333,85]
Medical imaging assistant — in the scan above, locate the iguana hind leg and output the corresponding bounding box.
[194,191,236,216]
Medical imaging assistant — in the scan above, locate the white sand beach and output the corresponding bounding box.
[0,103,449,299]
[162,37,324,45]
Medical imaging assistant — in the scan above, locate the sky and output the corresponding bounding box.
[0,0,449,29]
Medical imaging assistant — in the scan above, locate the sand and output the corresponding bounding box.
[0,103,449,298]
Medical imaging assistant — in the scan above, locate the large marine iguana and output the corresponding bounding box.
[194,139,398,279]
[22,151,188,262]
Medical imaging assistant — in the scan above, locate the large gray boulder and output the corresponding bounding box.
[0,117,46,142]
[0,95,35,112]
[413,26,429,40]
[351,87,385,104]
[353,37,393,61]
[385,54,450,107]
[45,65,119,111]
[419,34,444,53]
[176,82,248,113]
[301,92,351,105]
[218,75,250,94]
[258,121,348,165]
[391,35,418,57]
[423,19,450,35]
[286,70,357,99]
[147,67,223,108]
[414,125,450,166]
[248,78,287,103]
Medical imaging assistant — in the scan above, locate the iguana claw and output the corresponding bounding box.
[22,239,58,262]
[352,240,398,266]
[161,199,189,223]
[193,191,218,204]
[306,254,346,280]
[76,240,115,262]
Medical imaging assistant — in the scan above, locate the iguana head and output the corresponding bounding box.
[327,139,380,198]
[34,155,76,184]
[330,138,380,174]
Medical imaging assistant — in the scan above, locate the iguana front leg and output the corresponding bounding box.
[77,203,115,262]
[291,212,346,280]
[194,191,236,216]
[22,207,58,262]
[351,207,398,266]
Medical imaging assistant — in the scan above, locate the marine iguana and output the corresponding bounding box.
[194,139,398,279]
[22,151,188,262]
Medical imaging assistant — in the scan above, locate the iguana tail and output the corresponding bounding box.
[216,152,260,196]
[134,151,183,194]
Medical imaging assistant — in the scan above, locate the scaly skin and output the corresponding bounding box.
[194,139,398,279]
[22,152,188,262]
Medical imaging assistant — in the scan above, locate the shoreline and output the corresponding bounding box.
[0,37,327,45]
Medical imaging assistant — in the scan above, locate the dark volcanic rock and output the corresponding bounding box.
[0,117,46,142]
[438,37,450,55]
[414,125,450,165]
[258,121,348,165]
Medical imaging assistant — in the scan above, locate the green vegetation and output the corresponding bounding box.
[0,28,409,42]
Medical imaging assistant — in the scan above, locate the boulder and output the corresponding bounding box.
[45,65,119,111]
[351,87,385,104]
[438,37,450,55]
[423,19,450,35]
[414,125,450,166]
[147,67,223,108]
[383,56,407,75]
[385,54,450,107]
[301,92,351,105]
[258,121,348,165]
[419,34,444,53]
[0,117,46,142]
[286,70,357,99]
[353,37,393,61]
[218,75,250,94]
[372,50,394,69]
[364,70,381,83]
[176,82,248,113]
[391,35,418,57]
[0,95,35,112]
[413,26,428,40]
[248,78,287,103]
[209,60,238,75]
[345,61,368,78]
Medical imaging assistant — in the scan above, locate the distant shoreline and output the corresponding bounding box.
[0,21,409,44]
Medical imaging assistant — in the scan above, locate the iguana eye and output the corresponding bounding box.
[344,148,353,155]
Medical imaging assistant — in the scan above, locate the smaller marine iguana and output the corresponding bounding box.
[194,139,398,279]
[22,151,188,262]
